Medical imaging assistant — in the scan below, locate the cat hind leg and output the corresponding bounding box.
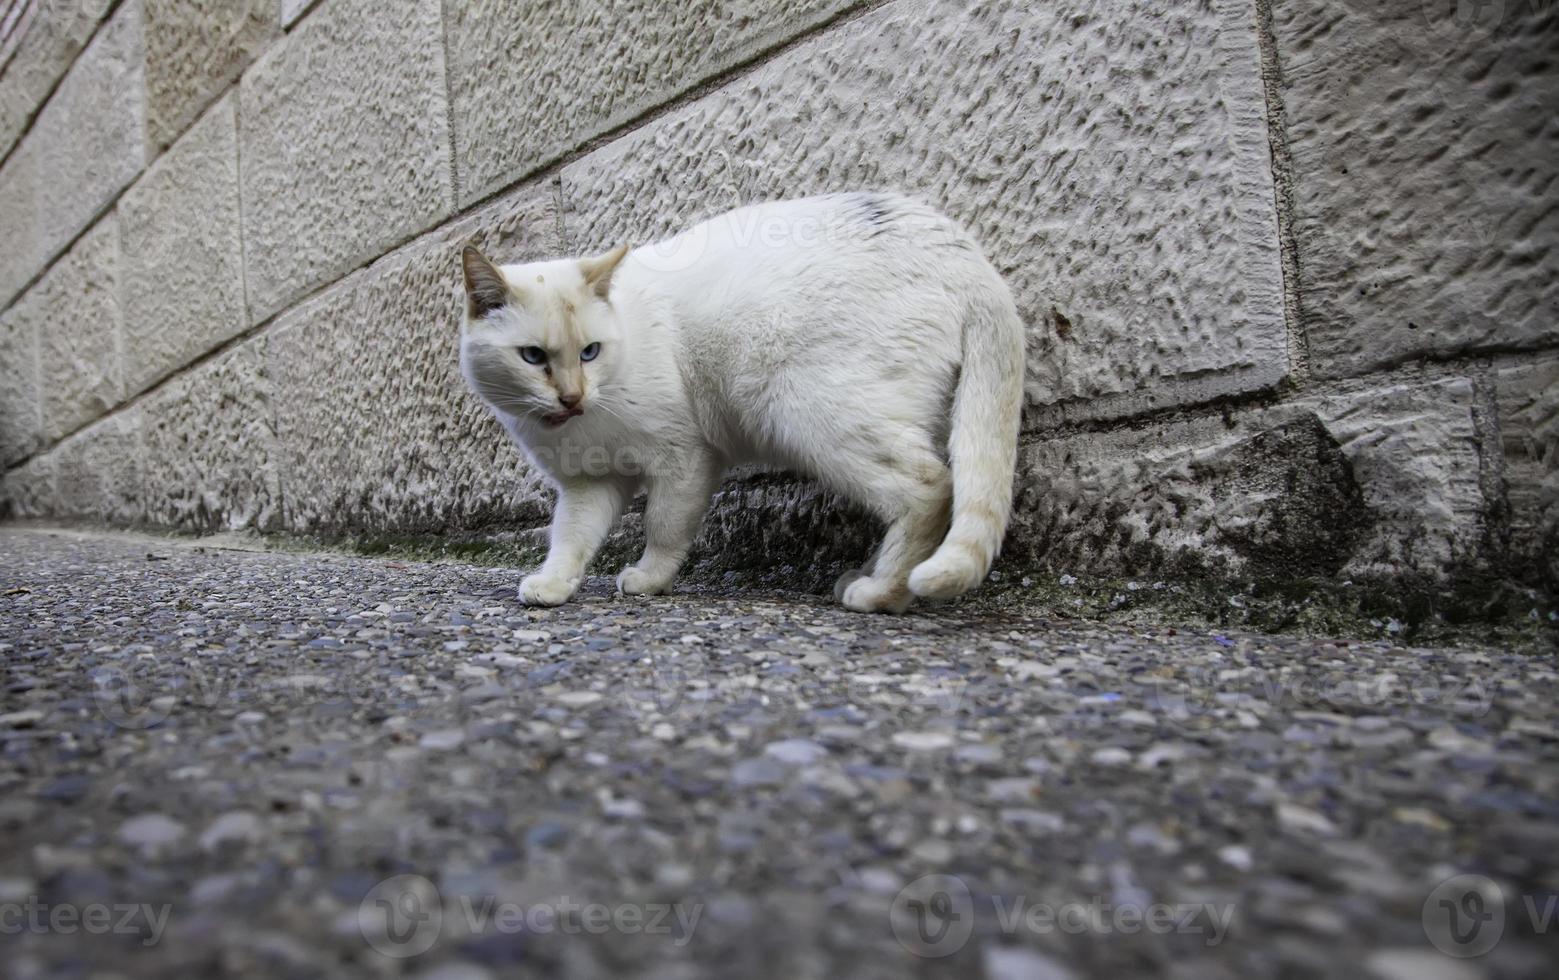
[837,446,952,614]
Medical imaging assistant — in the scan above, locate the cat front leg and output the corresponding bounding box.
[519,478,631,606]
[617,454,724,597]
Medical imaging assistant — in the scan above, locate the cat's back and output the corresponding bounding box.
[693,191,974,267]
[615,193,1006,454]
[632,192,994,332]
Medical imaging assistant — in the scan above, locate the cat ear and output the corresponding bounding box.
[579,243,629,300]
[461,245,511,319]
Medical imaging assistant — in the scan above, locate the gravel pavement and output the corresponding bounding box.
[1,525,1557,980]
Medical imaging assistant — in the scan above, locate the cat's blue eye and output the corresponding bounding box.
[519,346,547,365]
[580,342,601,362]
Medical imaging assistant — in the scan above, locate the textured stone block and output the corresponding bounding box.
[279,0,319,29]
[51,410,144,525]
[446,0,859,207]
[239,0,453,321]
[120,95,246,396]
[14,2,146,296]
[0,454,55,519]
[0,0,110,159]
[268,182,559,535]
[693,475,882,591]
[1012,375,1487,582]
[562,0,1288,424]
[1013,413,1369,579]
[1296,376,1487,580]
[1497,359,1559,589]
[14,217,124,443]
[1273,0,1559,376]
[0,306,40,465]
[141,0,275,149]
[142,338,279,530]
[0,146,41,308]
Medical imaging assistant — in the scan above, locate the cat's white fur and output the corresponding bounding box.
[459,192,1024,613]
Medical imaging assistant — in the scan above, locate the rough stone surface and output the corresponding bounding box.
[0,0,110,159]
[239,0,453,321]
[562,0,1288,424]
[1012,375,1488,583]
[119,95,246,396]
[1297,376,1487,581]
[16,217,123,444]
[446,0,859,206]
[0,300,40,465]
[0,0,1553,605]
[3,2,146,307]
[690,474,880,592]
[49,411,143,524]
[268,182,559,535]
[1014,413,1369,580]
[141,0,274,149]
[142,338,279,531]
[1,528,1557,978]
[0,454,53,518]
[278,0,320,29]
[1273,0,1559,376]
[1497,359,1559,589]
[0,144,41,308]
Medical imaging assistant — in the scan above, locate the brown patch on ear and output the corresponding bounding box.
[579,243,630,300]
[462,245,511,319]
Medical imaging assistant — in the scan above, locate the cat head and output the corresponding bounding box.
[458,243,629,429]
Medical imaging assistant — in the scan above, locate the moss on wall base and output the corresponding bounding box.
[258,523,1554,654]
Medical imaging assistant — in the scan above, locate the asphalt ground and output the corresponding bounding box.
[1,526,1556,979]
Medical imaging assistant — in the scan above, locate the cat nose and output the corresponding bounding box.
[557,392,581,409]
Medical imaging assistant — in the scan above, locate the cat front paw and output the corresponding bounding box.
[617,565,673,596]
[518,573,577,606]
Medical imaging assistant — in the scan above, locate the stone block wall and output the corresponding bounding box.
[0,0,1554,597]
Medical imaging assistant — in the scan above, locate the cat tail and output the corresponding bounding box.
[908,287,1025,600]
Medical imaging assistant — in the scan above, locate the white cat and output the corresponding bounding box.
[459,192,1024,613]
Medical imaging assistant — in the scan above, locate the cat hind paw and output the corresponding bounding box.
[832,568,867,603]
[840,576,913,614]
[908,553,984,600]
[617,565,673,597]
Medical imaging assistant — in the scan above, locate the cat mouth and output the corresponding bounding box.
[541,407,583,427]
